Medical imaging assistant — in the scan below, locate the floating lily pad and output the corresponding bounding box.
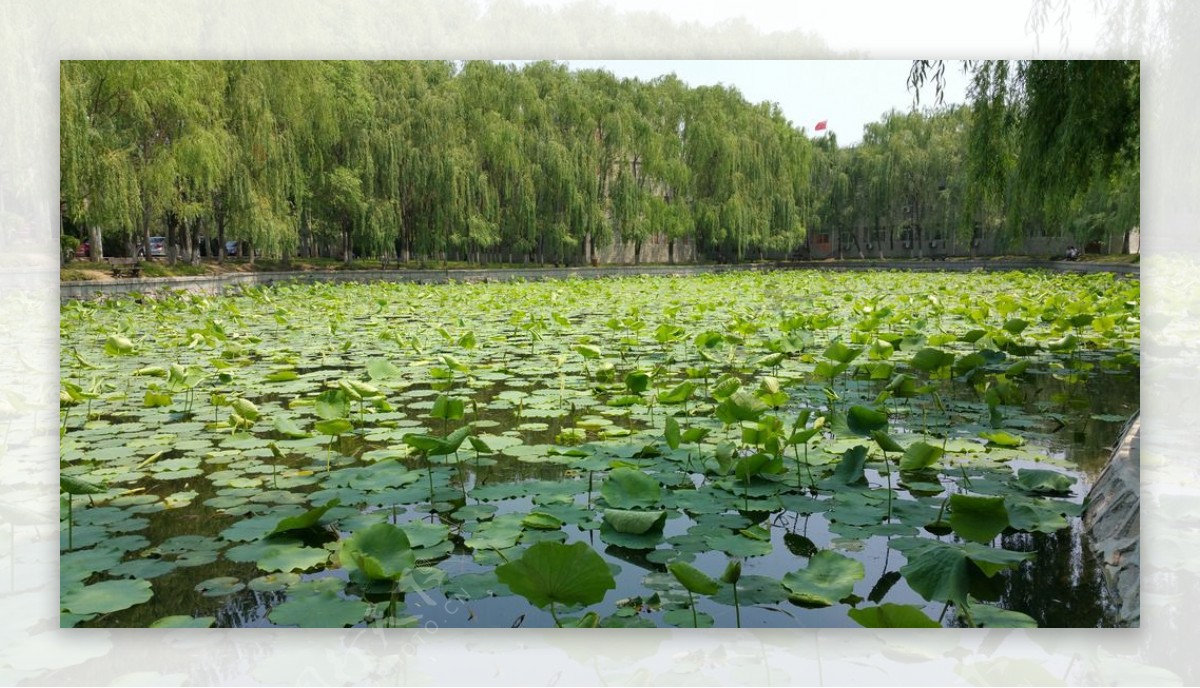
[782,550,865,607]
[195,576,246,597]
[600,468,662,509]
[269,498,341,535]
[444,570,513,601]
[1013,468,1076,495]
[495,541,616,610]
[602,509,667,535]
[948,494,1010,544]
[849,603,941,628]
[62,579,153,615]
[962,600,1038,628]
[247,572,302,592]
[704,531,773,558]
[895,538,1033,604]
[150,615,216,628]
[662,608,714,628]
[268,590,369,628]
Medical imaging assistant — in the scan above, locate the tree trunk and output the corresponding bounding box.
[168,226,178,266]
[217,212,227,264]
[88,224,103,262]
[193,219,203,262]
[141,198,152,260]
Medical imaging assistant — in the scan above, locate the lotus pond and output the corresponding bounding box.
[59,270,1140,628]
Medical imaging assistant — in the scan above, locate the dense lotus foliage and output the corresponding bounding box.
[60,270,1139,627]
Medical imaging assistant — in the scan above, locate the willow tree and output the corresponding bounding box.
[145,61,230,265]
[61,61,227,260]
[913,59,1139,251]
[215,61,318,264]
[61,62,139,260]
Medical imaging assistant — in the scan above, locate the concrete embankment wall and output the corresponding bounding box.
[1084,414,1141,627]
[60,259,1138,302]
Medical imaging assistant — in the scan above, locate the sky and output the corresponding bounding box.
[504,60,971,146]
[581,1,1105,56]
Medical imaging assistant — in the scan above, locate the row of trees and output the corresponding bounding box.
[813,60,1139,260]
[60,60,1139,265]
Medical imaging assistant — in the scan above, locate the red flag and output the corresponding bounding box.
[814,120,827,131]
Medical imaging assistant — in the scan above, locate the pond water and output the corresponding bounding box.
[60,270,1139,628]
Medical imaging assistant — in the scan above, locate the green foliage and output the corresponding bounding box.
[668,561,720,595]
[59,269,1136,628]
[600,468,662,509]
[849,603,941,628]
[494,541,616,610]
[340,522,416,582]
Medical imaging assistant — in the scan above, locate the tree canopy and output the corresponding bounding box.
[61,60,1139,264]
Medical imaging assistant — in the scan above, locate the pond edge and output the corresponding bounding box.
[1083,413,1140,627]
[60,260,1139,302]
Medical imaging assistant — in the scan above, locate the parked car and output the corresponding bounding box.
[225,241,239,257]
[137,236,167,258]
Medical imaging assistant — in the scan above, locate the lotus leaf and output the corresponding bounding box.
[494,541,616,610]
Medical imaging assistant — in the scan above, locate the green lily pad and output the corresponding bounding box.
[602,508,667,535]
[227,538,330,573]
[599,522,666,550]
[495,541,616,610]
[444,570,512,601]
[341,522,415,581]
[963,600,1038,628]
[522,512,565,530]
[600,467,661,509]
[896,538,1033,604]
[979,430,1025,447]
[195,576,246,597]
[108,557,178,580]
[899,442,945,471]
[150,615,216,628]
[711,575,790,606]
[829,445,869,487]
[247,572,302,592]
[268,590,369,628]
[464,516,525,551]
[61,547,125,582]
[849,603,941,628]
[845,405,888,436]
[62,579,153,615]
[399,520,450,548]
[397,566,448,593]
[782,550,865,607]
[1004,497,1072,533]
[1013,468,1076,495]
[668,561,720,595]
[663,608,714,628]
[704,531,773,558]
[269,498,341,535]
[948,494,1010,544]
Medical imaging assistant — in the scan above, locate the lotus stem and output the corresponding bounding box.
[733,583,741,628]
[883,450,893,522]
[426,458,436,513]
